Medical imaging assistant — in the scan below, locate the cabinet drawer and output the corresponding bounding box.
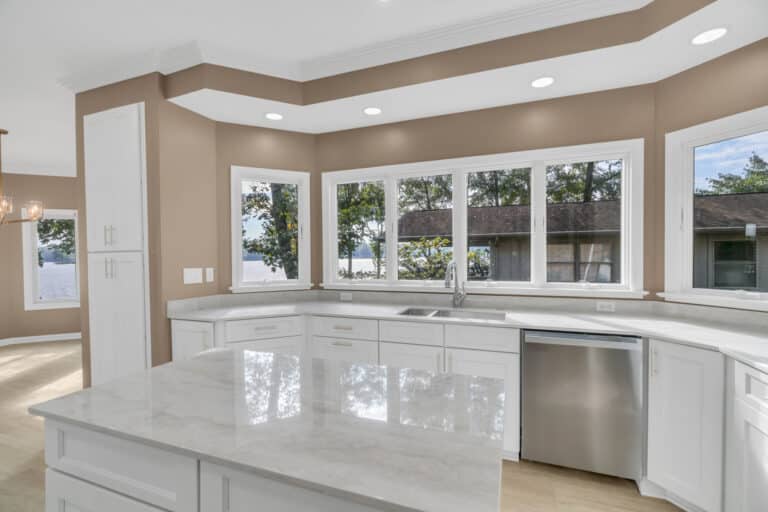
[233,336,304,355]
[380,342,443,373]
[225,316,303,343]
[311,336,378,364]
[45,421,197,512]
[380,320,443,346]
[445,325,519,353]
[311,316,378,341]
[735,361,768,416]
[47,469,165,512]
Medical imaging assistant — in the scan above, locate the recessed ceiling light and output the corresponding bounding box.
[531,76,555,89]
[363,107,383,116]
[691,27,727,45]
[265,112,283,121]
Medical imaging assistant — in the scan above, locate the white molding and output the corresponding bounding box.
[0,332,81,348]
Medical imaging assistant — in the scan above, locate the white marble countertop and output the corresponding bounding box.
[168,300,768,372]
[31,349,505,512]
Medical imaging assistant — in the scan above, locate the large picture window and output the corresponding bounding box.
[22,209,80,310]
[323,140,644,297]
[665,106,768,310]
[231,167,310,292]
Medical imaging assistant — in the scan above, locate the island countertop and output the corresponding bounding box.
[30,348,505,512]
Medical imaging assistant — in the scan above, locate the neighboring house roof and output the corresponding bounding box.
[397,193,768,240]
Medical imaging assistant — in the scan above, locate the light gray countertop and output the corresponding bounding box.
[168,300,768,372]
[31,349,505,512]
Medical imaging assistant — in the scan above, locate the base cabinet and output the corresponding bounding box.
[647,339,724,512]
[46,469,164,512]
[380,342,443,373]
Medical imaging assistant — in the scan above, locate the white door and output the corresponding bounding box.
[171,320,215,361]
[380,342,443,373]
[84,103,145,252]
[447,348,520,458]
[647,339,724,512]
[88,252,147,385]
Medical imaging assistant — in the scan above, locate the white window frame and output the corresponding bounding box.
[322,139,644,298]
[21,209,80,310]
[230,166,311,293]
[663,106,768,311]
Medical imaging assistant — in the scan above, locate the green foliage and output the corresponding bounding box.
[468,169,530,207]
[697,152,768,195]
[242,182,299,279]
[546,160,622,203]
[398,237,453,280]
[398,175,452,212]
[37,219,75,267]
[337,181,386,279]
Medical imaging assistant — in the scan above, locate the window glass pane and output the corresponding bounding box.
[546,160,622,283]
[467,168,531,281]
[337,181,386,280]
[36,218,78,301]
[241,180,299,282]
[397,174,453,281]
[693,130,768,291]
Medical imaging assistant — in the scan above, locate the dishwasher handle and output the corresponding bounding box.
[524,331,642,351]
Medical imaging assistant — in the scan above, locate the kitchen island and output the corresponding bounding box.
[30,347,505,512]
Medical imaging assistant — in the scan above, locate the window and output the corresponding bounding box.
[22,209,80,310]
[231,167,310,292]
[323,139,644,297]
[665,105,768,310]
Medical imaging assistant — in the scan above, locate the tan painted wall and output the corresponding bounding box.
[0,174,81,340]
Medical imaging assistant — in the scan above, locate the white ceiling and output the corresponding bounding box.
[0,0,649,176]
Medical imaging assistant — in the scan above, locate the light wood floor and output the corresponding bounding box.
[0,340,679,512]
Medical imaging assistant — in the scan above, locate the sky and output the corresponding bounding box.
[694,130,768,191]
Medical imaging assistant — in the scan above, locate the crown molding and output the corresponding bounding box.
[298,0,652,80]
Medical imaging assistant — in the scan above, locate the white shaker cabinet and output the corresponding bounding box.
[725,361,768,512]
[46,469,164,512]
[171,320,215,361]
[647,339,724,512]
[84,103,146,253]
[87,252,147,386]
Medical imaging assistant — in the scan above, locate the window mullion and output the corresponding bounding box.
[386,176,398,284]
[453,170,468,285]
[531,163,547,287]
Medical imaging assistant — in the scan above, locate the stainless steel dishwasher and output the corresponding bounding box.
[522,330,644,480]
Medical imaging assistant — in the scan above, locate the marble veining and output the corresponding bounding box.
[31,348,505,512]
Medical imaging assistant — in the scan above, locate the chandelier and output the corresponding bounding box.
[0,129,44,225]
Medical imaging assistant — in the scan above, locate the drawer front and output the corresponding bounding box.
[45,421,197,512]
[380,342,444,374]
[232,336,304,355]
[379,320,443,346]
[445,325,520,353]
[225,316,303,343]
[311,336,378,364]
[46,469,165,512]
[736,361,768,416]
[311,316,378,341]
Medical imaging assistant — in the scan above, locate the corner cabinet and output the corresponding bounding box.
[647,339,724,512]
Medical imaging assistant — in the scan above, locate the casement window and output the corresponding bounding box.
[323,140,644,298]
[21,209,80,310]
[665,106,768,310]
[230,166,311,292]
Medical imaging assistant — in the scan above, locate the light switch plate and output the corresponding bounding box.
[205,267,215,283]
[183,268,203,284]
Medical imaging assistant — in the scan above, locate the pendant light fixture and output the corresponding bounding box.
[0,129,44,225]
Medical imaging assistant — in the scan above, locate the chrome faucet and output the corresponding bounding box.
[445,260,467,308]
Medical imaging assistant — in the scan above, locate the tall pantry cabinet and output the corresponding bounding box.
[83,103,150,386]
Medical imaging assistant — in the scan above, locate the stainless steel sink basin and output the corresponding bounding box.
[398,307,438,316]
[431,309,507,321]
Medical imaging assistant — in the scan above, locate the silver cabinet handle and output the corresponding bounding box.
[332,341,354,347]
[109,225,116,246]
[104,258,109,278]
[104,225,110,246]
[253,325,277,332]
[110,258,116,279]
[333,325,354,332]
[651,348,659,376]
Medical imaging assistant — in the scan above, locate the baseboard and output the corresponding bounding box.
[502,451,520,461]
[637,478,708,512]
[0,332,81,348]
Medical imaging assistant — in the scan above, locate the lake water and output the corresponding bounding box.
[39,262,78,300]
[242,259,377,282]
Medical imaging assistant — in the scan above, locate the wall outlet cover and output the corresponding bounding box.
[339,292,353,302]
[596,301,616,313]
[183,268,203,285]
[205,267,215,283]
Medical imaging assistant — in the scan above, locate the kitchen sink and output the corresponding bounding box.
[398,307,438,316]
[431,309,507,321]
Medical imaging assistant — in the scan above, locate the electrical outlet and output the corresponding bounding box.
[183,268,203,284]
[596,301,616,313]
[339,292,353,302]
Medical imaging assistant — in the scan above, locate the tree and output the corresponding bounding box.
[698,152,768,195]
[337,182,386,279]
[398,237,452,280]
[467,169,530,207]
[399,175,452,212]
[242,182,299,279]
[546,160,621,203]
[37,219,75,267]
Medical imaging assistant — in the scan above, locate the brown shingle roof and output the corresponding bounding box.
[694,193,768,231]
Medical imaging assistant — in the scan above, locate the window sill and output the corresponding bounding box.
[24,301,80,312]
[230,283,312,294]
[658,291,768,312]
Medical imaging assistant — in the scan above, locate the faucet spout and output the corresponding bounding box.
[445,260,467,308]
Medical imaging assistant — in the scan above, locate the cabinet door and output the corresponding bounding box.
[447,348,520,458]
[46,469,164,512]
[171,320,215,361]
[84,103,145,252]
[88,252,147,385]
[647,340,724,512]
[312,337,378,364]
[380,342,443,373]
